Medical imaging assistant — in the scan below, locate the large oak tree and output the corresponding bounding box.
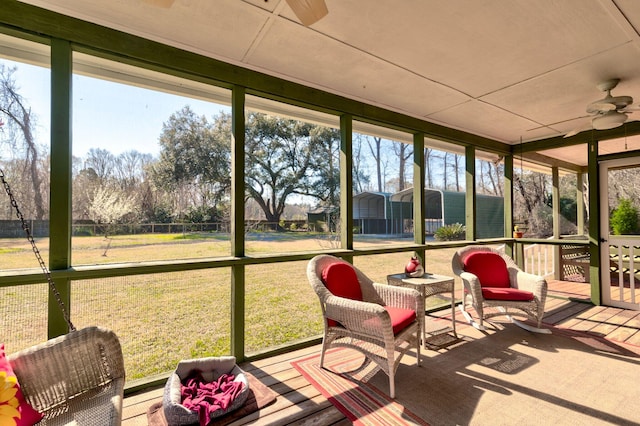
[244,112,340,225]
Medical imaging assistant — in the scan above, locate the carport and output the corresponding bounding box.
[352,192,412,235]
[390,188,504,238]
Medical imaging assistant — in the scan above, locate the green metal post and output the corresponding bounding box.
[230,86,245,359]
[504,154,514,259]
[413,133,425,264]
[588,138,601,305]
[340,114,353,263]
[576,172,585,235]
[552,167,560,238]
[465,146,476,241]
[49,38,72,338]
[552,167,561,279]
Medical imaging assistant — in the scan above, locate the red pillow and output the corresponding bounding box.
[463,251,510,288]
[321,261,363,301]
[0,344,44,426]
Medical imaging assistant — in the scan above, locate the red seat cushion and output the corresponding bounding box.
[384,306,417,335]
[482,287,534,301]
[463,251,511,288]
[321,261,363,327]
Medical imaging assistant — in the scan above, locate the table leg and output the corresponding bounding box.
[450,289,457,338]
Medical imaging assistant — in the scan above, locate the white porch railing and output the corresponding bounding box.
[523,242,555,279]
[497,241,556,279]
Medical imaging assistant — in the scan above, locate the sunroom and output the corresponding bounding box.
[1,1,640,424]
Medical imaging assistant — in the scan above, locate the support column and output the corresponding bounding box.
[49,39,72,338]
[576,172,585,235]
[230,86,246,359]
[552,167,561,279]
[340,114,353,262]
[465,146,476,241]
[413,133,425,264]
[588,138,601,305]
[504,154,515,259]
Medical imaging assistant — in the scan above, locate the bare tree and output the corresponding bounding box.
[114,150,152,190]
[425,147,434,188]
[477,159,504,196]
[392,141,412,191]
[442,152,449,190]
[367,136,384,192]
[453,153,462,191]
[0,65,46,219]
[86,148,116,183]
[352,134,369,193]
[72,166,100,220]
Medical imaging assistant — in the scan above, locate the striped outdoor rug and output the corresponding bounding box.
[291,348,428,426]
[292,321,640,425]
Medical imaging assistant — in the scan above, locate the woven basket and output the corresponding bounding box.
[163,356,249,425]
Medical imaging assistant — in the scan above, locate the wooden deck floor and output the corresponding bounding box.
[122,280,640,425]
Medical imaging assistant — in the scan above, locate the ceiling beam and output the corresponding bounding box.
[517,121,640,153]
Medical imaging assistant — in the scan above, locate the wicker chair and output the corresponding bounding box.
[8,326,126,425]
[307,254,423,398]
[452,246,550,334]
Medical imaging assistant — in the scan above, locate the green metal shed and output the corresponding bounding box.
[390,188,504,238]
[307,206,338,232]
[352,192,412,235]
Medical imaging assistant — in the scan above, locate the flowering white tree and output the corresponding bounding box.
[88,186,137,238]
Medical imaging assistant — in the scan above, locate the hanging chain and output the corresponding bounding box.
[0,168,75,331]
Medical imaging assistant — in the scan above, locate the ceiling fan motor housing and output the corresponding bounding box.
[584,78,634,131]
[592,110,628,130]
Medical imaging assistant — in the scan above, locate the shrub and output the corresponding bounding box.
[610,198,639,235]
[434,223,466,241]
[73,226,93,236]
[184,206,222,223]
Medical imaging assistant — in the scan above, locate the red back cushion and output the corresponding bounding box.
[463,251,510,288]
[0,344,44,426]
[321,262,363,301]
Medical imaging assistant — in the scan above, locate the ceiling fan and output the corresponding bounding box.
[284,0,328,26]
[564,78,637,138]
[142,0,328,26]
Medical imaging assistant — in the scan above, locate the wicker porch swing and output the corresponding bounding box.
[1,168,125,426]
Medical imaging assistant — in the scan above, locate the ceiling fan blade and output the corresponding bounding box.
[286,0,328,26]
[564,123,591,138]
[586,101,616,114]
[141,0,175,7]
[563,129,581,138]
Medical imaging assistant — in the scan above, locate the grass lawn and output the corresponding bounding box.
[1,231,465,380]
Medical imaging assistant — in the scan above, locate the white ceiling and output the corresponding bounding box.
[16,0,640,167]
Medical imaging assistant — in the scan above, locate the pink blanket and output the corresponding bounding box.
[181,371,245,426]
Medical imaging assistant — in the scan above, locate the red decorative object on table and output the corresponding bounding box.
[405,255,424,278]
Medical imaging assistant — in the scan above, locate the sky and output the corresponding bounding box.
[72,73,229,158]
[2,58,229,160]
